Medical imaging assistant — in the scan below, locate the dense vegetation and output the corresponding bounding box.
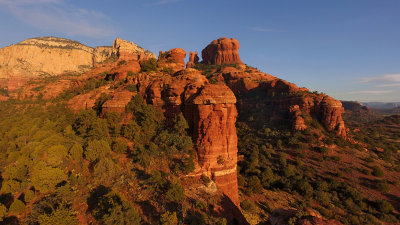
[1,66,400,224]
[235,97,400,224]
[0,95,226,224]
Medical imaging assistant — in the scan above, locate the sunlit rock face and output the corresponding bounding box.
[202,37,243,65]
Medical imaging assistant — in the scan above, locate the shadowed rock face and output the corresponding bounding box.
[221,66,348,138]
[202,37,243,65]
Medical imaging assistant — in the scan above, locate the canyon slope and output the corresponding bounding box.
[0,36,361,224]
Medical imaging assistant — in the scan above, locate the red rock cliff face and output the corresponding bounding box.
[140,69,240,205]
[202,37,243,65]
[219,66,348,138]
[183,85,239,206]
[158,48,187,72]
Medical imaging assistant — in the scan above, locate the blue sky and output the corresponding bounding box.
[0,0,399,102]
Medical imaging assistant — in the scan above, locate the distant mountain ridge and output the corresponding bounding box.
[362,102,400,109]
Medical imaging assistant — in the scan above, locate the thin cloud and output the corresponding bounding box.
[251,27,280,32]
[347,90,394,95]
[377,83,400,88]
[359,74,400,83]
[0,0,60,5]
[0,0,116,38]
[148,0,182,6]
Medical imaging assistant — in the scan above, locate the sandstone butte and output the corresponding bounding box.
[0,36,348,224]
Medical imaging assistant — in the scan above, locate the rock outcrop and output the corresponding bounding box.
[101,90,136,115]
[125,68,240,206]
[112,38,156,61]
[94,68,240,205]
[219,66,347,138]
[157,48,187,72]
[0,37,155,80]
[186,51,199,68]
[0,37,96,79]
[202,37,243,65]
[108,60,141,81]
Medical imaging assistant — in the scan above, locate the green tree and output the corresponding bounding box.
[69,143,83,161]
[37,202,78,225]
[279,152,287,167]
[31,164,68,192]
[260,167,275,188]
[92,191,141,225]
[140,58,158,72]
[372,166,384,177]
[85,139,111,163]
[374,199,394,214]
[24,189,36,203]
[165,182,185,203]
[105,112,122,137]
[0,179,22,193]
[247,176,263,194]
[9,199,25,214]
[112,139,128,154]
[160,211,178,225]
[0,203,7,222]
[4,163,28,182]
[296,180,314,199]
[240,199,257,213]
[172,113,189,134]
[122,120,142,142]
[94,158,118,182]
[46,145,68,166]
[72,110,108,140]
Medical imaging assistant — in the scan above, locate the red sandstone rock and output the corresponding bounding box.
[101,90,136,115]
[141,69,240,206]
[184,86,238,205]
[290,105,307,131]
[112,38,156,61]
[0,95,9,101]
[202,37,243,65]
[68,85,112,113]
[158,48,187,72]
[221,66,347,138]
[109,60,141,81]
[186,51,199,68]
